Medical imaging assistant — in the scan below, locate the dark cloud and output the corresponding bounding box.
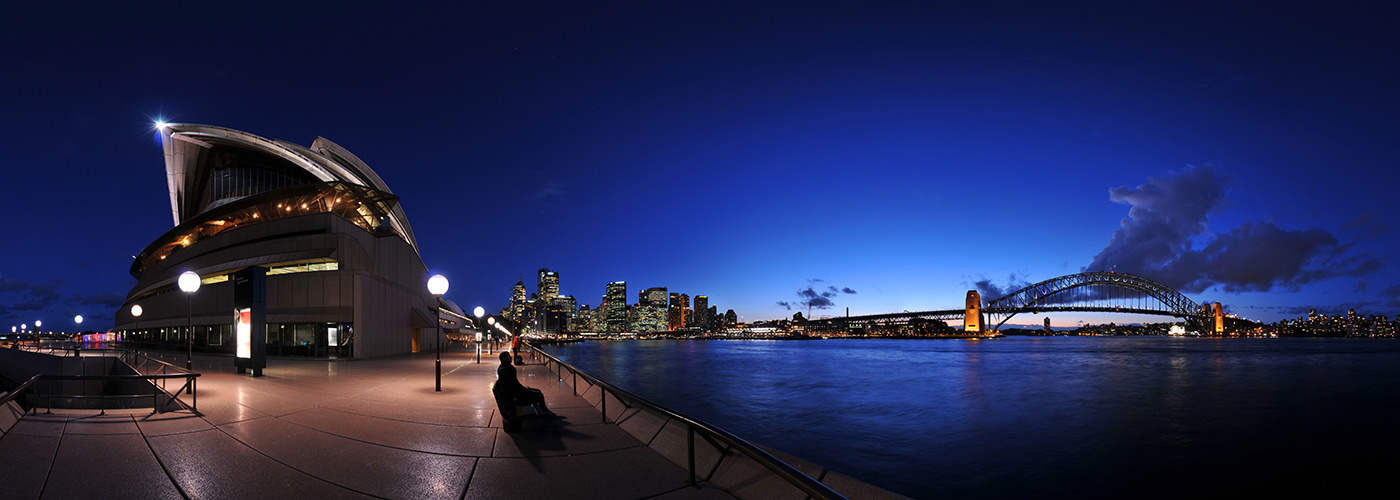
[28,279,63,301]
[1086,165,1384,294]
[1383,284,1400,308]
[1344,212,1391,240]
[0,275,26,293]
[1087,165,1226,277]
[969,273,1032,300]
[71,292,126,308]
[531,181,566,202]
[786,279,854,313]
[10,300,49,311]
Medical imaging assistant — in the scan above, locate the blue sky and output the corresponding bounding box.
[2,1,1397,330]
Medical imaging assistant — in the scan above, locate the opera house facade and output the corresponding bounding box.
[113,123,443,358]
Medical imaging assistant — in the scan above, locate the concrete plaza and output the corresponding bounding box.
[0,347,905,500]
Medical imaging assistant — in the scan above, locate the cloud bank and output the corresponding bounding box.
[1085,165,1383,294]
[776,279,857,312]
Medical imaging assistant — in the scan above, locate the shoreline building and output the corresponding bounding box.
[113,123,441,358]
[604,282,627,332]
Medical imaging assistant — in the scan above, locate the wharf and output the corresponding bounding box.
[0,347,905,500]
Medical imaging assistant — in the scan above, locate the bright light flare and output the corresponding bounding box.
[427,274,449,295]
[178,270,201,293]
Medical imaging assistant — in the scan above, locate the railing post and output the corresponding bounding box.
[99,379,106,416]
[572,371,577,397]
[601,390,607,424]
[153,377,160,414]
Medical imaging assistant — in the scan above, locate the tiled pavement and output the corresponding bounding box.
[0,347,907,500]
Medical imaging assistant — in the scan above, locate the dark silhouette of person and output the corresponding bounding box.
[494,351,556,424]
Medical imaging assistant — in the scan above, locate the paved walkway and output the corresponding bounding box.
[0,347,741,500]
[1,346,909,500]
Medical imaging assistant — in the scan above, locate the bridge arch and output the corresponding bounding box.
[984,272,1207,331]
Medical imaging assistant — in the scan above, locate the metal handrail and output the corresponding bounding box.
[1,348,199,415]
[0,374,42,407]
[527,343,848,500]
[18,372,199,415]
[5,341,80,357]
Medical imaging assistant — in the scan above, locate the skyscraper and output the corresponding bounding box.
[668,292,690,330]
[509,279,527,320]
[605,281,627,332]
[538,268,560,301]
[638,287,668,332]
[694,295,709,330]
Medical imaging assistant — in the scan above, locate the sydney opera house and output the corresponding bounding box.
[113,123,445,358]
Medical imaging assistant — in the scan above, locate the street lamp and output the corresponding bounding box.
[427,274,449,392]
[34,320,41,335]
[484,317,495,364]
[74,314,82,335]
[178,270,201,370]
[472,305,485,340]
[130,304,143,343]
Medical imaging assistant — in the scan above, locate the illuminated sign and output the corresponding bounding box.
[328,326,339,347]
[236,308,252,359]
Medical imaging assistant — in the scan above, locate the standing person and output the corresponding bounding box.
[511,335,523,365]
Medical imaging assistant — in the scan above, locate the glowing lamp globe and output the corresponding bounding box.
[131,304,143,318]
[473,306,485,319]
[427,274,449,296]
[178,271,201,293]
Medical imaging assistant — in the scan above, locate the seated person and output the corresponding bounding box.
[493,351,556,426]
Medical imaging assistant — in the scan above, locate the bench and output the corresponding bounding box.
[491,381,542,432]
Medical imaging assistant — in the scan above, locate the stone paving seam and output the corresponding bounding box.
[636,484,732,500]
[311,401,497,429]
[36,414,68,499]
[138,414,194,500]
[260,412,492,459]
[206,418,393,500]
[489,441,650,459]
[640,414,673,447]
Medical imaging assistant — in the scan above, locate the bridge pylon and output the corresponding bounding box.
[965,290,984,333]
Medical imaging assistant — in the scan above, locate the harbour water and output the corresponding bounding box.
[545,337,1400,499]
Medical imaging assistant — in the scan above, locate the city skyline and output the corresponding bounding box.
[505,267,730,333]
[2,2,1397,330]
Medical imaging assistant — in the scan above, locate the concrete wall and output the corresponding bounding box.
[115,213,435,359]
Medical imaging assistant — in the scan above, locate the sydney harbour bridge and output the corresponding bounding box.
[807,272,1228,334]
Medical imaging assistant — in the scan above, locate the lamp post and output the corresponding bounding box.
[178,270,201,370]
[427,274,449,392]
[482,316,495,363]
[73,315,83,352]
[130,304,143,344]
[472,305,486,360]
[34,320,41,336]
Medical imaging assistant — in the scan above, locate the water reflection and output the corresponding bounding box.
[549,337,1400,499]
